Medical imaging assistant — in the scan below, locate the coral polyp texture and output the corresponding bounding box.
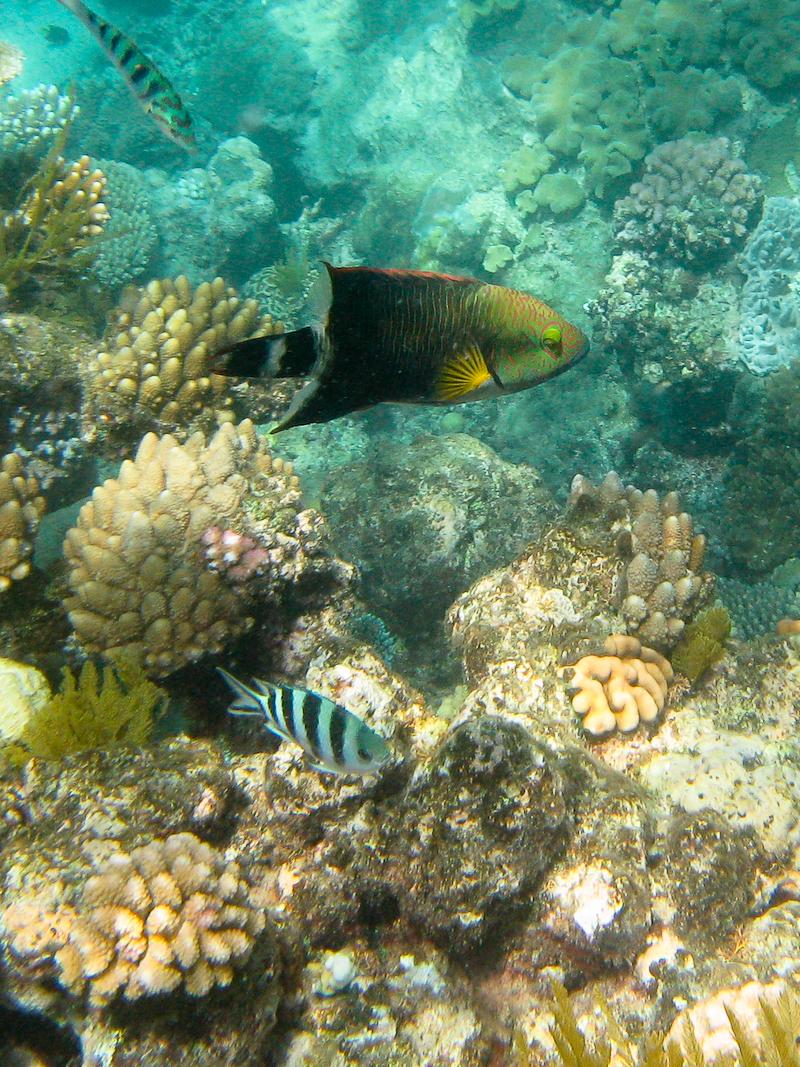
[2,832,267,1007]
[84,275,277,447]
[0,450,45,592]
[568,471,712,650]
[613,136,762,263]
[560,633,673,735]
[0,85,77,158]
[0,41,23,88]
[62,419,325,677]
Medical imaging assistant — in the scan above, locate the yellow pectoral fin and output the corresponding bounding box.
[434,346,492,402]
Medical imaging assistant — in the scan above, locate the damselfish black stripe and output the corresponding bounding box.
[267,688,280,730]
[275,687,293,734]
[302,692,322,754]
[328,706,347,767]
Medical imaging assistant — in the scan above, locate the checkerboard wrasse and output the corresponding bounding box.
[212,263,589,431]
[219,668,390,777]
[56,0,196,150]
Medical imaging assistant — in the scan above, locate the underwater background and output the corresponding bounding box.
[1,0,800,1063]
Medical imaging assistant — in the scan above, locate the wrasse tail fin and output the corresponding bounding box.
[212,326,317,380]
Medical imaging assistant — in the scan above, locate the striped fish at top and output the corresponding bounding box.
[218,668,390,776]
[55,0,196,151]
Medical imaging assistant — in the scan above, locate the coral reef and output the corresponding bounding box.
[83,275,276,449]
[90,159,159,290]
[738,196,800,375]
[614,136,762,264]
[319,433,557,641]
[7,659,167,764]
[3,832,268,1006]
[0,85,76,159]
[63,420,349,677]
[0,450,45,592]
[0,151,109,298]
[722,359,800,577]
[568,472,713,650]
[670,605,732,683]
[560,633,673,735]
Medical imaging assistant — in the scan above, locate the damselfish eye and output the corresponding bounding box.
[357,746,372,762]
[542,325,563,356]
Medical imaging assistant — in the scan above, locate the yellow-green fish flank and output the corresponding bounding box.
[213,264,589,430]
[56,0,196,150]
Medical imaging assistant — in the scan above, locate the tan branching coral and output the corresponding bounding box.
[2,832,267,1007]
[0,451,45,591]
[85,276,280,446]
[62,419,317,677]
[1,153,109,295]
[560,634,674,736]
[569,472,712,650]
[0,41,23,87]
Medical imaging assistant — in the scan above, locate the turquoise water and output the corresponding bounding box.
[1,1,800,1064]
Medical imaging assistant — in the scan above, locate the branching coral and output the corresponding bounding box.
[542,979,800,1066]
[7,659,167,764]
[84,275,278,447]
[0,450,45,591]
[0,85,76,158]
[62,419,334,678]
[2,832,268,1007]
[560,633,673,735]
[0,41,23,88]
[614,136,761,263]
[568,472,713,650]
[0,149,109,297]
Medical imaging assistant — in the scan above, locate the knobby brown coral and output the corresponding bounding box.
[62,419,342,677]
[0,451,46,591]
[2,832,267,1007]
[569,472,712,650]
[560,634,674,736]
[84,275,280,448]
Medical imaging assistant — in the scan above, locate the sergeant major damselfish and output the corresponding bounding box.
[212,264,589,431]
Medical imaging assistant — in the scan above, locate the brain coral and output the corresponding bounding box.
[2,832,268,1007]
[84,275,278,450]
[0,451,45,592]
[62,419,331,677]
[614,136,762,263]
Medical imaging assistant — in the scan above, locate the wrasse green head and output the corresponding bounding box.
[489,286,589,391]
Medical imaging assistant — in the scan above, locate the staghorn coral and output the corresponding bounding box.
[614,136,762,264]
[0,84,76,159]
[0,151,109,297]
[84,275,278,448]
[568,471,713,650]
[62,419,344,678]
[0,41,23,88]
[0,450,45,592]
[7,659,167,764]
[559,633,673,735]
[2,831,267,1007]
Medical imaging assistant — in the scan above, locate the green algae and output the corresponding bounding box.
[6,658,167,764]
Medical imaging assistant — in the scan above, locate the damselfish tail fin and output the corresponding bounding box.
[217,667,265,716]
[213,326,317,380]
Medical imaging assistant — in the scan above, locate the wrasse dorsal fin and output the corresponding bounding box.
[434,345,493,402]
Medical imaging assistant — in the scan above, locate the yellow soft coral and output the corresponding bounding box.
[561,634,673,736]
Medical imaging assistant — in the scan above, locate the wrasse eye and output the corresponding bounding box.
[542,325,563,358]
